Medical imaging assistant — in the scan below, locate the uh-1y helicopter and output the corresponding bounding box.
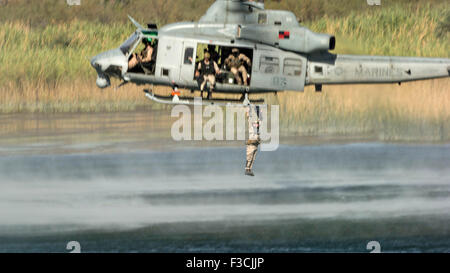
[90,0,449,106]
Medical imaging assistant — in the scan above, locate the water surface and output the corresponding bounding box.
[0,112,449,252]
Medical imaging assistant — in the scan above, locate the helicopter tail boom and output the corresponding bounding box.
[307,54,450,86]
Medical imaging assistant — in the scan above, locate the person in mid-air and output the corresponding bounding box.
[225,48,252,86]
[245,105,261,176]
[195,52,221,99]
[128,38,153,70]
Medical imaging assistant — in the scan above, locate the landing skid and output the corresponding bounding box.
[143,89,264,107]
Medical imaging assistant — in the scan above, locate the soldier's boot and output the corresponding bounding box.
[245,160,254,176]
[207,87,213,100]
[243,76,248,86]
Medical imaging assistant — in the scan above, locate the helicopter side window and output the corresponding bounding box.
[184,47,194,65]
[314,66,324,76]
[260,56,279,74]
[283,58,302,76]
[258,13,267,24]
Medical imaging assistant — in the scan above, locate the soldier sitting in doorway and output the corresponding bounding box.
[195,52,221,99]
[225,48,252,86]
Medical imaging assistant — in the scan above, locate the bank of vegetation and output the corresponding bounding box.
[0,0,449,140]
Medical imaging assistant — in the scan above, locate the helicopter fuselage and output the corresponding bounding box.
[90,0,449,96]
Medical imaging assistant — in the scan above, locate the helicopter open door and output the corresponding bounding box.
[179,41,197,84]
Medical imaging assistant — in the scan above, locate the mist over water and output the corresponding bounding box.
[0,143,449,252]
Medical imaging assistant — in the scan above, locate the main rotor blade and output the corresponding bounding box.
[128,15,145,31]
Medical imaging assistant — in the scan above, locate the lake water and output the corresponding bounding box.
[0,111,449,253]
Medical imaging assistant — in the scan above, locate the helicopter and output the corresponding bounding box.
[90,0,449,106]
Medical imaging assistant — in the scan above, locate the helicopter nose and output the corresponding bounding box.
[89,48,127,89]
[90,54,111,89]
[90,51,111,72]
[90,48,126,72]
[90,55,103,71]
[90,56,97,68]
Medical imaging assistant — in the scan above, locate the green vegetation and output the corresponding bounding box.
[1,0,447,26]
[436,11,450,38]
[0,1,447,88]
[0,20,133,86]
[0,0,449,141]
[306,3,449,56]
[265,79,449,141]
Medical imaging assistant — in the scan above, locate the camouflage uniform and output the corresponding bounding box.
[225,49,252,85]
[245,106,261,176]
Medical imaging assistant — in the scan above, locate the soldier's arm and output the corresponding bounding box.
[225,55,232,66]
[241,54,251,66]
[214,62,220,74]
[141,47,153,63]
[195,62,202,77]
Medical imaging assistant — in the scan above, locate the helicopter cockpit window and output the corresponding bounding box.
[127,38,159,75]
[120,32,140,56]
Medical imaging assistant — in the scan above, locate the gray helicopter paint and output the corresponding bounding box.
[91,0,449,95]
[90,48,127,88]
[307,53,450,85]
[126,33,308,93]
[239,24,334,54]
[199,0,264,24]
[179,40,197,83]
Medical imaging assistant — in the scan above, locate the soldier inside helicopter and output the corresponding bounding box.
[195,43,253,87]
[127,37,159,75]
